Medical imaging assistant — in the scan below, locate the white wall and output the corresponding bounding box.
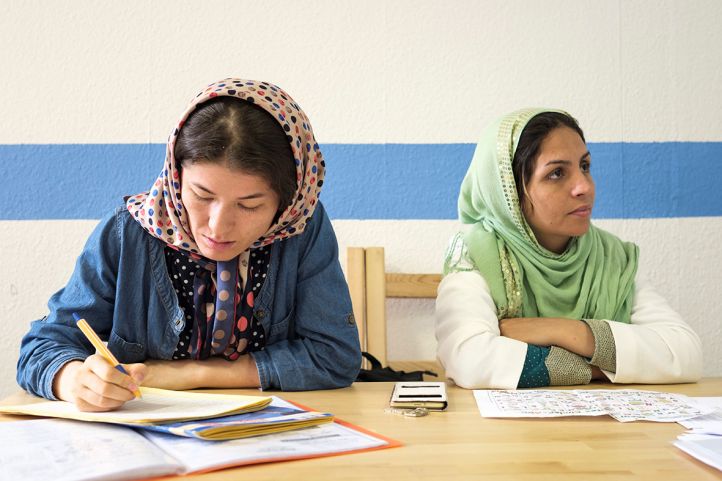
[1,0,721,397]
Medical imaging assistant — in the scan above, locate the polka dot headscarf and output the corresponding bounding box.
[126,78,325,252]
[125,79,325,360]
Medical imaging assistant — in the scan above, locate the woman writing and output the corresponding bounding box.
[436,108,702,389]
[17,78,361,410]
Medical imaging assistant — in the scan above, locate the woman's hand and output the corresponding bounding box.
[591,365,609,381]
[142,355,261,390]
[141,359,196,390]
[499,317,595,358]
[52,356,146,412]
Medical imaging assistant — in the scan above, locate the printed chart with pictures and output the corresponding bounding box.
[473,389,712,422]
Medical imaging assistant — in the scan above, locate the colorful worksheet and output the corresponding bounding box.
[473,389,712,422]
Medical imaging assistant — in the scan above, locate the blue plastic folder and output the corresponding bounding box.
[128,402,334,440]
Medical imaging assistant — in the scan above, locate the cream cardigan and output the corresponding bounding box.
[435,270,703,389]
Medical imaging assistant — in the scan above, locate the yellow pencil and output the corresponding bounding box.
[73,312,142,399]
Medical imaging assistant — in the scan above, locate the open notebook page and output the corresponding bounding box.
[0,418,181,481]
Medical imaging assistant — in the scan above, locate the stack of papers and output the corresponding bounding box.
[0,397,395,481]
[678,396,722,434]
[674,396,722,471]
[133,402,333,440]
[675,434,722,471]
[0,387,332,439]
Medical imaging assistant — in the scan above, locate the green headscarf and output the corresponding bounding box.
[456,108,638,322]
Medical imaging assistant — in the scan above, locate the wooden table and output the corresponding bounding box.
[3,379,722,480]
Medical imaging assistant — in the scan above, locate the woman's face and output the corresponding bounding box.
[521,126,595,254]
[181,161,280,261]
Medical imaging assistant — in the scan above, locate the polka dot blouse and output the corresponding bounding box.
[165,247,268,360]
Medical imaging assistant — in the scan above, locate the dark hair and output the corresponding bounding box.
[512,111,585,206]
[174,97,297,212]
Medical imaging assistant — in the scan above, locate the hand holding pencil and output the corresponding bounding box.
[51,313,146,412]
[73,313,143,400]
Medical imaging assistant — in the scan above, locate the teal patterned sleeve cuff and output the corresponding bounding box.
[517,344,551,388]
[545,347,593,386]
[582,318,617,373]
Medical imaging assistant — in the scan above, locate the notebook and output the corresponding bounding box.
[0,397,399,481]
[0,387,271,424]
[0,388,338,440]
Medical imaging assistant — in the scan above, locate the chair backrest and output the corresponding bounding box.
[346,247,442,367]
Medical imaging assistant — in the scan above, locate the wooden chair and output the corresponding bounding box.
[346,247,444,378]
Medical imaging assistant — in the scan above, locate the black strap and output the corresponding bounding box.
[355,352,438,382]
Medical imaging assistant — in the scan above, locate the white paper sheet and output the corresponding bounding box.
[675,433,722,471]
[0,418,180,481]
[473,389,712,422]
[679,397,722,434]
[146,421,387,473]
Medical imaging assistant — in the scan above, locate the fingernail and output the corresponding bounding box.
[128,383,139,392]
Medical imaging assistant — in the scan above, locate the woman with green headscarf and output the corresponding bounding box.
[436,109,702,389]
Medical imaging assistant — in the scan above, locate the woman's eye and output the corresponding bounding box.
[548,168,563,180]
[581,162,591,173]
[238,204,261,212]
[193,192,211,202]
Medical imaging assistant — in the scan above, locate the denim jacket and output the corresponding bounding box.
[17,202,361,399]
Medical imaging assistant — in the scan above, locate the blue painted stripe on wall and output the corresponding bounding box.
[1,143,720,220]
